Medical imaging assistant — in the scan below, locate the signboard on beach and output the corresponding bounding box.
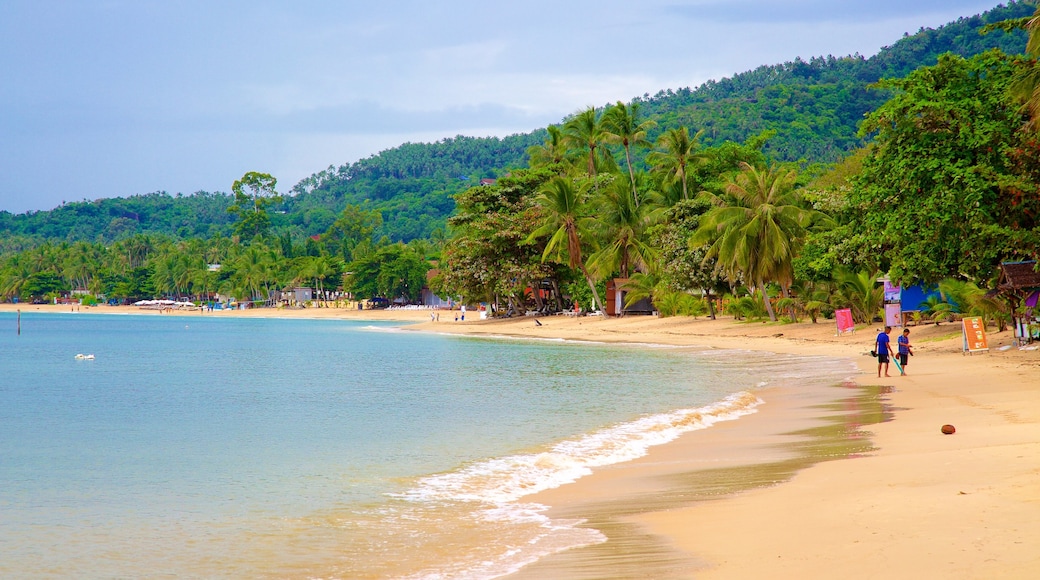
[884,303,902,327]
[883,280,902,302]
[835,309,855,334]
[962,317,989,353]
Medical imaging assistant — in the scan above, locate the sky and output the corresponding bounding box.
[0,0,1009,213]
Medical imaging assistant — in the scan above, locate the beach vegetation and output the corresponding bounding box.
[529,176,606,313]
[228,172,281,241]
[694,163,826,321]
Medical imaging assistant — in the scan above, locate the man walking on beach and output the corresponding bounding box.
[876,326,894,377]
[897,328,913,376]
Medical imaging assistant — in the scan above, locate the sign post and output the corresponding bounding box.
[961,317,989,354]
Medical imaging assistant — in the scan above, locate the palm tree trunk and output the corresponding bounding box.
[624,144,639,208]
[580,264,605,313]
[531,280,544,313]
[758,279,777,322]
[782,284,797,322]
[704,289,716,320]
[551,279,564,312]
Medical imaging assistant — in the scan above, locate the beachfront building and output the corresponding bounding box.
[995,261,1040,344]
[421,270,452,308]
[606,278,653,317]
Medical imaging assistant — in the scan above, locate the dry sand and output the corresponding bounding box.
[6,303,1039,578]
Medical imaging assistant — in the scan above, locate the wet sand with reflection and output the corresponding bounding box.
[510,381,893,579]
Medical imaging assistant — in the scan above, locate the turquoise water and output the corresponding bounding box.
[0,312,852,578]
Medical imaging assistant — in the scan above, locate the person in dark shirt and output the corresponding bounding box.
[897,328,913,376]
[876,326,894,377]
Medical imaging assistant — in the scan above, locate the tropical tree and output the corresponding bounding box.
[587,175,661,279]
[831,269,884,324]
[695,163,822,321]
[938,278,1010,331]
[562,107,607,177]
[601,101,656,206]
[838,51,1038,284]
[0,254,34,300]
[647,126,704,202]
[229,245,275,301]
[303,255,341,306]
[439,168,558,308]
[648,199,726,319]
[527,125,571,170]
[229,172,281,240]
[528,176,605,313]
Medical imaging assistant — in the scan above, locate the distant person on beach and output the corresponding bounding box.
[897,328,913,376]
[876,326,894,377]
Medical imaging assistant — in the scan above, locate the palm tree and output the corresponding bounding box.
[304,255,340,307]
[587,174,661,279]
[601,101,656,207]
[0,254,34,300]
[562,107,607,177]
[832,269,884,323]
[647,126,704,202]
[232,246,273,302]
[695,163,819,321]
[528,176,605,313]
[999,6,1040,126]
[527,125,571,170]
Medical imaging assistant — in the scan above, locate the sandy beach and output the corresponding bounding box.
[6,303,1038,578]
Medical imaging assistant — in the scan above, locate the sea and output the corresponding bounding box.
[0,312,853,579]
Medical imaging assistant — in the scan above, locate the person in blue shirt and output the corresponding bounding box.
[897,328,913,376]
[876,326,894,377]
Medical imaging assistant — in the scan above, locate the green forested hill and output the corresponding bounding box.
[634,1,1031,162]
[0,1,1030,249]
[279,133,544,241]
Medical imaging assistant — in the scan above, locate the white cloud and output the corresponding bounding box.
[0,0,1018,212]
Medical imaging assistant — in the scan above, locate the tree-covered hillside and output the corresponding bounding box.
[0,1,1030,249]
[279,133,544,242]
[633,1,1032,162]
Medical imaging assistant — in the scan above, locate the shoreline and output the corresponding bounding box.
[407,314,1040,579]
[6,304,1039,577]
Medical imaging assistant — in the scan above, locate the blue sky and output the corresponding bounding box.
[0,1,1008,213]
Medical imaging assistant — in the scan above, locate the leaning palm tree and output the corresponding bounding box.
[647,126,704,202]
[601,101,656,207]
[528,176,605,313]
[694,163,819,322]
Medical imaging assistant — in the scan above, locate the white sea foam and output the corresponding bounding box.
[396,391,762,506]
[395,391,762,579]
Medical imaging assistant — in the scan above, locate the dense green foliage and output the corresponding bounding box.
[633,1,1033,163]
[1,2,1029,251]
[0,191,235,251]
[814,49,1040,285]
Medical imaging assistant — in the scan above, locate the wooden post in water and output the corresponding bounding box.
[17,309,21,335]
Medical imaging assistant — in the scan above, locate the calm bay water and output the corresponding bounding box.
[0,312,852,578]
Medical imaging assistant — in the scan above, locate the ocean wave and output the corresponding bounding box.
[394,391,762,506]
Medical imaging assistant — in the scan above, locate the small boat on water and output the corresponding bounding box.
[74,353,95,360]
